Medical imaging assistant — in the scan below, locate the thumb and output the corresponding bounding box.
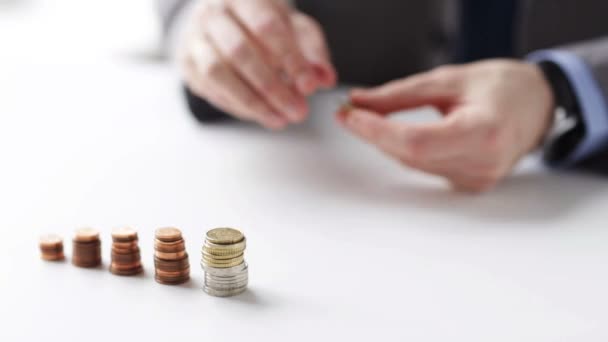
[291,13,337,88]
[350,68,461,114]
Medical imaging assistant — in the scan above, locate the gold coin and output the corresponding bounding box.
[201,250,243,260]
[205,228,244,245]
[203,239,246,254]
[202,255,244,267]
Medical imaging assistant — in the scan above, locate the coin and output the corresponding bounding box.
[111,227,138,241]
[110,265,143,276]
[202,255,244,266]
[155,227,182,242]
[155,274,190,285]
[39,234,63,247]
[154,241,185,253]
[201,251,243,260]
[202,239,246,255]
[72,229,102,268]
[205,228,244,245]
[74,228,100,242]
[109,227,143,276]
[154,250,186,260]
[154,227,190,285]
[41,253,65,261]
[203,285,247,297]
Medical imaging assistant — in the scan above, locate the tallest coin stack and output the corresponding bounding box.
[201,228,248,297]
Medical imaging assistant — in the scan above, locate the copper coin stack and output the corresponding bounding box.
[110,227,143,276]
[39,234,65,261]
[72,228,102,268]
[154,227,190,285]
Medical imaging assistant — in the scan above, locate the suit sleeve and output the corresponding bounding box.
[157,0,233,123]
[528,37,608,171]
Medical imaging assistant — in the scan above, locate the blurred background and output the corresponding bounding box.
[0,0,161,66]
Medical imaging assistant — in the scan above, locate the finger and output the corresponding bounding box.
[188,37,287,130]
[350,67,462,114]
[291,13,337,89]
[204,9,308,123]
[339,107,470,163]
[229,0,317,95]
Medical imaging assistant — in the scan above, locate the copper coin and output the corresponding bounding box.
[154,238,183,247]
[154,250,186,260]
[41,253,65,261]
[111,265,143,276]
[154,227,182,242]
[72,240,101,249]
[40,246,63,254]
[154,274,189,285]
[111,227,138,241]
[112,253,141,263]
[112,246,140,255]
[154,262,189,272]
[156,266,190,276]
[72,259,102,268]
[39,234,63,248]
[111,261,142,270]
[154,241,185,253]
[112,241,139,249]
[74,228,100,242]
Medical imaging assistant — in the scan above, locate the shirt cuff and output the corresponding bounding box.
[528,50,608,167]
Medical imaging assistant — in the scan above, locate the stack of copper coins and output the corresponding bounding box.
[154,227,190,285]
[39,234,65,261]
[72,228,102,268]
[110,227,143,276]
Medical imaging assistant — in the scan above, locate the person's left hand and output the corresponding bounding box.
[337,59,555,192]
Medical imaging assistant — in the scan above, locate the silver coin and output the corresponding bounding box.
[205,275,248,284]
[205,279,248,290]
[201,262,247,276]
[205,274,249,283]
[203,285,247,297]
[205,277,249,286]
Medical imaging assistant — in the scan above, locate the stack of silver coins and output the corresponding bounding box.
[201,228,248,297]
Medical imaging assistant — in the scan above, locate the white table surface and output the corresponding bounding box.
[1,1,608,341]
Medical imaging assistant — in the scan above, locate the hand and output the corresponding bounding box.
[338,60,555,192]
[180,0,337,130]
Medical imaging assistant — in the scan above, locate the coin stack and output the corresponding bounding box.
[201,228,248,297]
[72,228,102,268]
[39,234,65,261]
[154,227,190,285]
[110,227,143,276]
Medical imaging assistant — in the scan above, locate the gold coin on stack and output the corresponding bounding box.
[154,227,190,285]
[201,227,249,297]
[110,227,143,276]
[72,228,102,268]
[39,234,65,261]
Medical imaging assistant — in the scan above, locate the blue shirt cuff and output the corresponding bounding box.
[527,50,608,167]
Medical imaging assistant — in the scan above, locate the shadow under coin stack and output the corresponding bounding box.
[110,227,143,276]
[201,228,248,297]
[72,228,102,268]
[154,227,190,285]
[39,234,65,261]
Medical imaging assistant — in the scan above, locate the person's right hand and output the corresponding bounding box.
[180,0,337,130]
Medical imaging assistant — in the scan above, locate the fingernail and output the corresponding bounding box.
[286,101,307,123]
[345,110,361,126]
[350,88,366,97]
[296,72,317,96]
[269,117,288,130]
